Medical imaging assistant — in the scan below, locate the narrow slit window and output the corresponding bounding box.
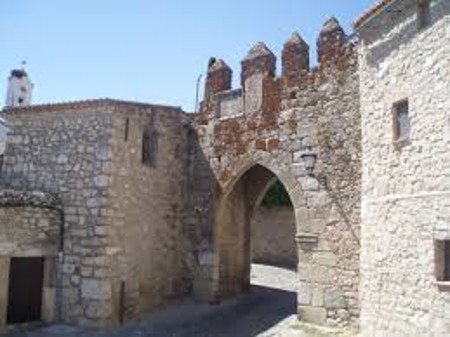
[445,241,450,281]
[124,118,129,141]
[393,99,410,142]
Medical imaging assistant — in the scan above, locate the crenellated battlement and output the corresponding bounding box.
[196,17,356,125]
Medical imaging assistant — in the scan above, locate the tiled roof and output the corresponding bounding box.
[1,98,182,114]
[354,0,395,28]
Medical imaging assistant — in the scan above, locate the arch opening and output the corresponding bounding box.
[214,164,299,299]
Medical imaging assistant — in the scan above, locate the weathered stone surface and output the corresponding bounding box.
[298,305,327,325]
[196,17,361,327]
[1,2,446,333]
[0,206,60,256]
[0,189,60,208]
[357,1,450,335]
[81,278,112,300]
[0,100,197,327]
[251,206,297,268]
[324,288,347,309]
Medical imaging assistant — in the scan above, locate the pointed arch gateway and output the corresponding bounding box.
[212,158,310,300]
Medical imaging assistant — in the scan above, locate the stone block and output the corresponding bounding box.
[81,278,112,300]
[84,300,112,320]
[324,288,347,309]
[311,264,331,284]
[312,284,324,307]
[302,176,319,191]
[311,251,337,266]
[298,305,327,325]
[41,286,56,322]
[297,281,312,305]
[94,175,109,187]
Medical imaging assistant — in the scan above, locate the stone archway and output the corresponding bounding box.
[212,156,309,300]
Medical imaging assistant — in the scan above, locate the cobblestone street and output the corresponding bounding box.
[2,265,305,337]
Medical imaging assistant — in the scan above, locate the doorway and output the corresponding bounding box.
[7,257,44,324]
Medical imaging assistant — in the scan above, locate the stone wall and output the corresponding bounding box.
[0,102,116,326]
[250,206,297,269]
[0,189,60,327]
[0,100,202,326]
[357,0,450,335]
[0,100,199,327]
[0,205,59,257]
[196,18,361,326]
[108,105,196,320]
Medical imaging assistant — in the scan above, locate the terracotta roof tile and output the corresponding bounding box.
[354,0,395,28]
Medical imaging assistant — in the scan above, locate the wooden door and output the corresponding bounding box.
[7,257,44,324]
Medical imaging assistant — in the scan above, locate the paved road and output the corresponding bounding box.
[3,265,299,337]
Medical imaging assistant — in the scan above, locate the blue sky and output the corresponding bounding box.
[1,1,374,111]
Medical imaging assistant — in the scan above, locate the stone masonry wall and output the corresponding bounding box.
[358,0,450,335]
[250,206,297,269]
[0,201,60,326]
[0,205,59,256]
[196,19,361,326]
[0,104,116,326]
[108,106,196,321]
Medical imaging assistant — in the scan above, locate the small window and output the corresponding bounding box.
[435,240,450,283]
[393,99,410,142]
[142,129,158,166]
[446,241,450,281]
[124,118,129,141]
[417,0,431,30]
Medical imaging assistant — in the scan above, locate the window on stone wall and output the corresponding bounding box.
[124,118,129,141]
[393,99,410,142]
[446,241,450,281]
[142,129,158,166]
[417,0,431,30]
[435,240,450,284]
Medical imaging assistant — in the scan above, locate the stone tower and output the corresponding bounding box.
[5,68,33,107]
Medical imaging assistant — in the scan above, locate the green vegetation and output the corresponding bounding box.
[261,180,293,208]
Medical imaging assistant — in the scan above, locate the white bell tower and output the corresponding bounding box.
[5,64,33,108]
